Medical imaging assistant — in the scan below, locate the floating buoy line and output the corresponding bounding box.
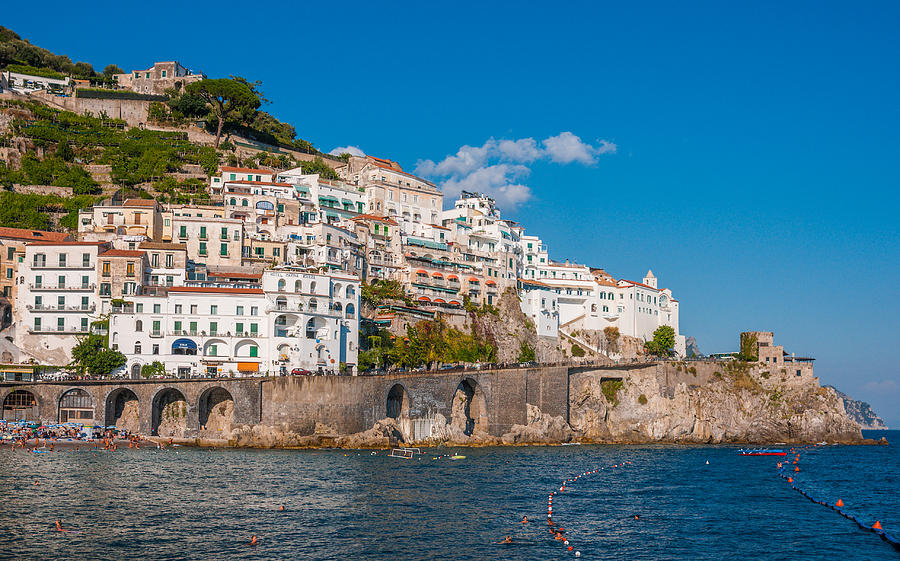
[543,460,634,557]
[777,446,900,552]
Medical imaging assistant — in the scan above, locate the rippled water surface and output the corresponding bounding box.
[0,431,897,560]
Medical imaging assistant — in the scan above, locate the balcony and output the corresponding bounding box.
[28,283,96,291]
[26,304,96,313]
[28,326,89,334]
[149,330,163,338]
[31,262,95,270]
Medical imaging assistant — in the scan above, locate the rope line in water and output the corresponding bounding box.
[544,460,634,557]
[777,447,900,553]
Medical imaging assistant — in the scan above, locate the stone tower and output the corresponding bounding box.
[643,269,657,288]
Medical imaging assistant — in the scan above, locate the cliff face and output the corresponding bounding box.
[826,386,888,430]
[570,363,863,444]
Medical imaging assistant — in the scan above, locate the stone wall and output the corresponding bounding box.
[30,92,150,126]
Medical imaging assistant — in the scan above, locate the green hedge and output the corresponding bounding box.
[75,88,167,102]
[6,64,66,80]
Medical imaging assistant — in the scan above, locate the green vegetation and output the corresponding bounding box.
[603,326,620,353]
[186,78,261,147]
[638,394,648,405]
[0,191,99,230]
[737,332,759,361]
[69,334,126,378]
[571,343,586,357]
[76,88,167,102]
[601,380,624,405]
[516,341,536,363]
[361,279,414,307]
[0,26,98,78]
[6,64,65,79]
[141,361,166,379]
[359,320,496,370]
[297,157,339,180]
[1,153,100,194]
[644,325,676,357]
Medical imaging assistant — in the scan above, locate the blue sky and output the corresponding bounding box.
[8,1,900,425]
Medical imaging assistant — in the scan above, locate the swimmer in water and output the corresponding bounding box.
[250,535,258,546]
[554,531,565,541]
[279,505,285,511]
[496,536,512,544]
[55,520,65,532]
[521,516,528,523]
[634,515,640,520]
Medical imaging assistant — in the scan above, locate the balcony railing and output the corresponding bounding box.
[28,326,89,334]
[28,283,96,291]
[26,304,96,312]
[31,263,95,270]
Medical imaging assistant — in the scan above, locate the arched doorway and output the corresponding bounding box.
[131,363,141,379]
[105,388,139,433]
[198,387,234,433]
[151,388,187,437]
[58,388,94,423]
[2,390,38,421]
[451,379,488,437]
[386,384,409,419]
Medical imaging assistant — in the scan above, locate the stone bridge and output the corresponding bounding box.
[0,366,576,439]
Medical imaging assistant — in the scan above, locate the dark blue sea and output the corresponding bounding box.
[0,431,897,560]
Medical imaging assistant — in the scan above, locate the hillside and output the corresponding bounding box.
[826,386,888,430]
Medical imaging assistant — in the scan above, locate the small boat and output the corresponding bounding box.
[450,455,466,460]
[737,449,786,456]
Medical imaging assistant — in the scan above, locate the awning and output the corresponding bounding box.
[318,195,339,203]
[433,298,446,304]
[341,198,353,206]
[486,280,497,286]
[325,211,340,220]
[237,362,259,372]
[171,338,197,350]
[415,269,428,275]
[431,272,443,278]
[417,296,430,302]
[468,277,479,283]
[294,185,310,194]
[448,300,461,306]
[447,275,459,281]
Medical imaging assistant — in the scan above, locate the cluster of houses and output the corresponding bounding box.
[0,152,685,378]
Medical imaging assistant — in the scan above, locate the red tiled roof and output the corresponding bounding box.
[370,162,435,186]
[0,227,70,242]
[28,241,107,246]
[122,199,157,207]
[430,224,449,230]
[520,279,552,288]
[99,249,144,257]
[168,286,264,295]
[619,280,659,291]
[352,214,399,226]
[221,166,272,175]
[139,242,186,250]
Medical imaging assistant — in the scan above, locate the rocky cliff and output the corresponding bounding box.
[570,363,863,444]
[826,386,887,430]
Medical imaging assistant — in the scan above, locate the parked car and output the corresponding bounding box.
[291,368,312,375]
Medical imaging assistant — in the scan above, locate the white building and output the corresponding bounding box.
[15,241,106,363]
[518,279,559,339]
[110,269,360,378]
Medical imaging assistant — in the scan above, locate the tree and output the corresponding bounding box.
[644,325,676,357]
[55,140,74,162]
[603,326,620,354]
[69,334,126,377]
[103,64,124,77]
[141,361,165,379]
[73,61,95,77]
[186,79,261,148]
[517,341,536,363]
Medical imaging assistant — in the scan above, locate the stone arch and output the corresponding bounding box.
[151,388,188,437]
[2,389,39,421]
[386,384,409,419]
[306,317,326,339]
[234,339,259,358]
[274,313,299,337]
[198,387,234,433]
[58,388,94,424]
[203,338,228,357]
[451,378,488,437]
[345,303,355,319]
[105,388,139,432]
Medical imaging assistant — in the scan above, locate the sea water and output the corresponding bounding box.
[0,431,896,560]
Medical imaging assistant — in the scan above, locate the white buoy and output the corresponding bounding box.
[706,460,709,465]
[575,553,581,558]
[564,540,569,546]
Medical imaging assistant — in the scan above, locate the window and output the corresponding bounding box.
[145,72,150,79]
[175,304,182,314]
[126,262,135,277]
[135,320,143,332]
[179,226,187,239]
[82,253,90,267]
[250,323,258,335]
[199,226,207,240]
[134,343,142,354]
[208,344,217,357]
[58,275,65,288]
[190,305,197,314]
[235,322,244,335]
[102,262,111,276]
[153,304,161,313]
[221,227,229,240]
[80,317,88,332]
[249,346,258,358]
[241,199,248,206]
[33,317,41,331]
[199,242,207,256]
[236,305,244,316]
[6,247,13,260]
[151,253,159,267]
[165,254,173,268]
[277,203,284,213]
[57,317,65,332]
[161,70,167,78]
[250,306,258,316]
[81,296,88,309]
[152,344,159,355]
[273,247,280,257]
[166,276,173,286]
[220,243,228,256]
[58,254,66,267]
[189,321,198,334]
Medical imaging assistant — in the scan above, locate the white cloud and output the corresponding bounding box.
[417,131,616,210]
[863,380,898,393]
[329,145,365,157]
[542,131,616,165]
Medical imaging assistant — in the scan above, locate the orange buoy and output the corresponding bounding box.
[795,467,800,472]
[836,499,844,507]
[568,546,573,551]
[788,477,793,482]
[873,521,883,530]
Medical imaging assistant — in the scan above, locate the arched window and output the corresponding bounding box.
[241,199,248,207]
[230,197,236,205]
[135,320,143,332]
[134,342,141,354]
[277,279,286,292]
[334,283,342,297]
[346,303,355,319]
[308,298,317,311]
[310,281,317,293]
[305,318,317,339]
[346,285,355,298]
[333,302,342,314]
[294,280,302,293]
[591,304,597,313]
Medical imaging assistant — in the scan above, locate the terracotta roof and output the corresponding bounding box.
[520,279,552,288]
[168,286,264,295]
[139,242,186,251]
[99,249,144,257]
[122,199,157,207]
[368,155,401,169]
[618,280,659,291]
[430,224,449,230]
[221,166,272,175]
[0,227,70,242]
[352,214,398,226]
[225,180,293,187]
[371,162,435,186]
[28,241,107,246]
